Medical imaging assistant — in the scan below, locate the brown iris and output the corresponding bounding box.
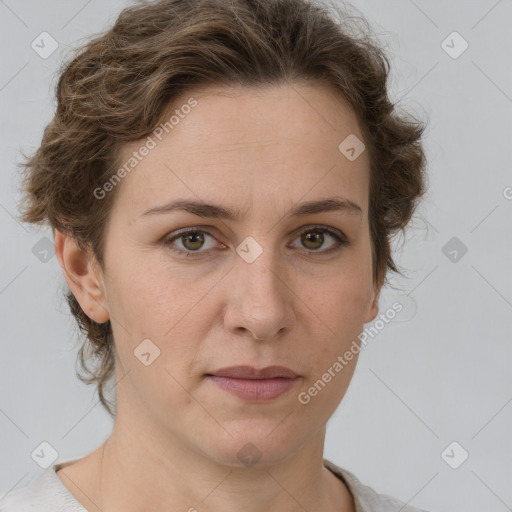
[182,232,205,251]
[301,230,324,250]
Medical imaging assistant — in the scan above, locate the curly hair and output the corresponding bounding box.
[17,0,427,417]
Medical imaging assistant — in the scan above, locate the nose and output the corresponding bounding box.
[223,248,295,341]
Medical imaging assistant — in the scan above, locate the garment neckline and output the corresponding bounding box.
[46,456,363,512]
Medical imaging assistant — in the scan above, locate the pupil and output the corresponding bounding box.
[184,232,204,250]
[303,231,323,249]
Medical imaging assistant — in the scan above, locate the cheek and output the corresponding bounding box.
[105,256,203,337]
[104,260,214,388]
[303,264,373,331]
[298,258,373,379]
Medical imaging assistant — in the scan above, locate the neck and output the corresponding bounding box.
[91,399,354,512]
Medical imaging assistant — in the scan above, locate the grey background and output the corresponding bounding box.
[1,1,511,511]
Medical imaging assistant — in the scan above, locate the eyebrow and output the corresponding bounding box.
[139,196,362,221]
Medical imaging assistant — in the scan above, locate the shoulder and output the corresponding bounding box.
[323,459,433,512]
[1,475,42,512]
[0,462,86,512]
[0,485,34,512]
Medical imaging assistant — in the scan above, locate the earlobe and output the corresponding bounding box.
[364,285,381,324]
[54,230,110,324]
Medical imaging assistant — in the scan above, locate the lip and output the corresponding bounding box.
[208,365,298,379]
[205,365,300,402]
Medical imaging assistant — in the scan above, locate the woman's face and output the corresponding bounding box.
[95,82,380,466]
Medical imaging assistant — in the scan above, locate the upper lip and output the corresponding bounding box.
[207,365,298,379]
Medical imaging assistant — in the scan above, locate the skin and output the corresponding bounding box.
[54,81,382,512]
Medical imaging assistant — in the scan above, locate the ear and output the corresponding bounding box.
[54,230,110,324]
[363,281,381,324]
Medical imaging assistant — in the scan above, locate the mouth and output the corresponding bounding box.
[205,365,300,402]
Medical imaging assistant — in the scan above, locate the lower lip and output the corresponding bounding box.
[206,376,300,402]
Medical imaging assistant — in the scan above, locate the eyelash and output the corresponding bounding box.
[163,225,349,258]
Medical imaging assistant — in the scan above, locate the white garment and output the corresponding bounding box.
[0,457,431,512]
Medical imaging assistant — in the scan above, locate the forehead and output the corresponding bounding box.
[111,82,370,220]
[152,81,365,151]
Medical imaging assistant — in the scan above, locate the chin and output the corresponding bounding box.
[197,420,309,470]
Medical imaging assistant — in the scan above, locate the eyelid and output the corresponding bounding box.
[293,224,348,241]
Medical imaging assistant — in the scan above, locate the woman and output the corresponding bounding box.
[3,0,430,510]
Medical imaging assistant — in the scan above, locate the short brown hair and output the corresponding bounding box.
[18,0,427,417]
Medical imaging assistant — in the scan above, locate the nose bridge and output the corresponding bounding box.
[234,237,284,300]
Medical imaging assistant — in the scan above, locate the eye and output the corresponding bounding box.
[289,226,348,254]
[164,228,221,257]
[163,225,348,259]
